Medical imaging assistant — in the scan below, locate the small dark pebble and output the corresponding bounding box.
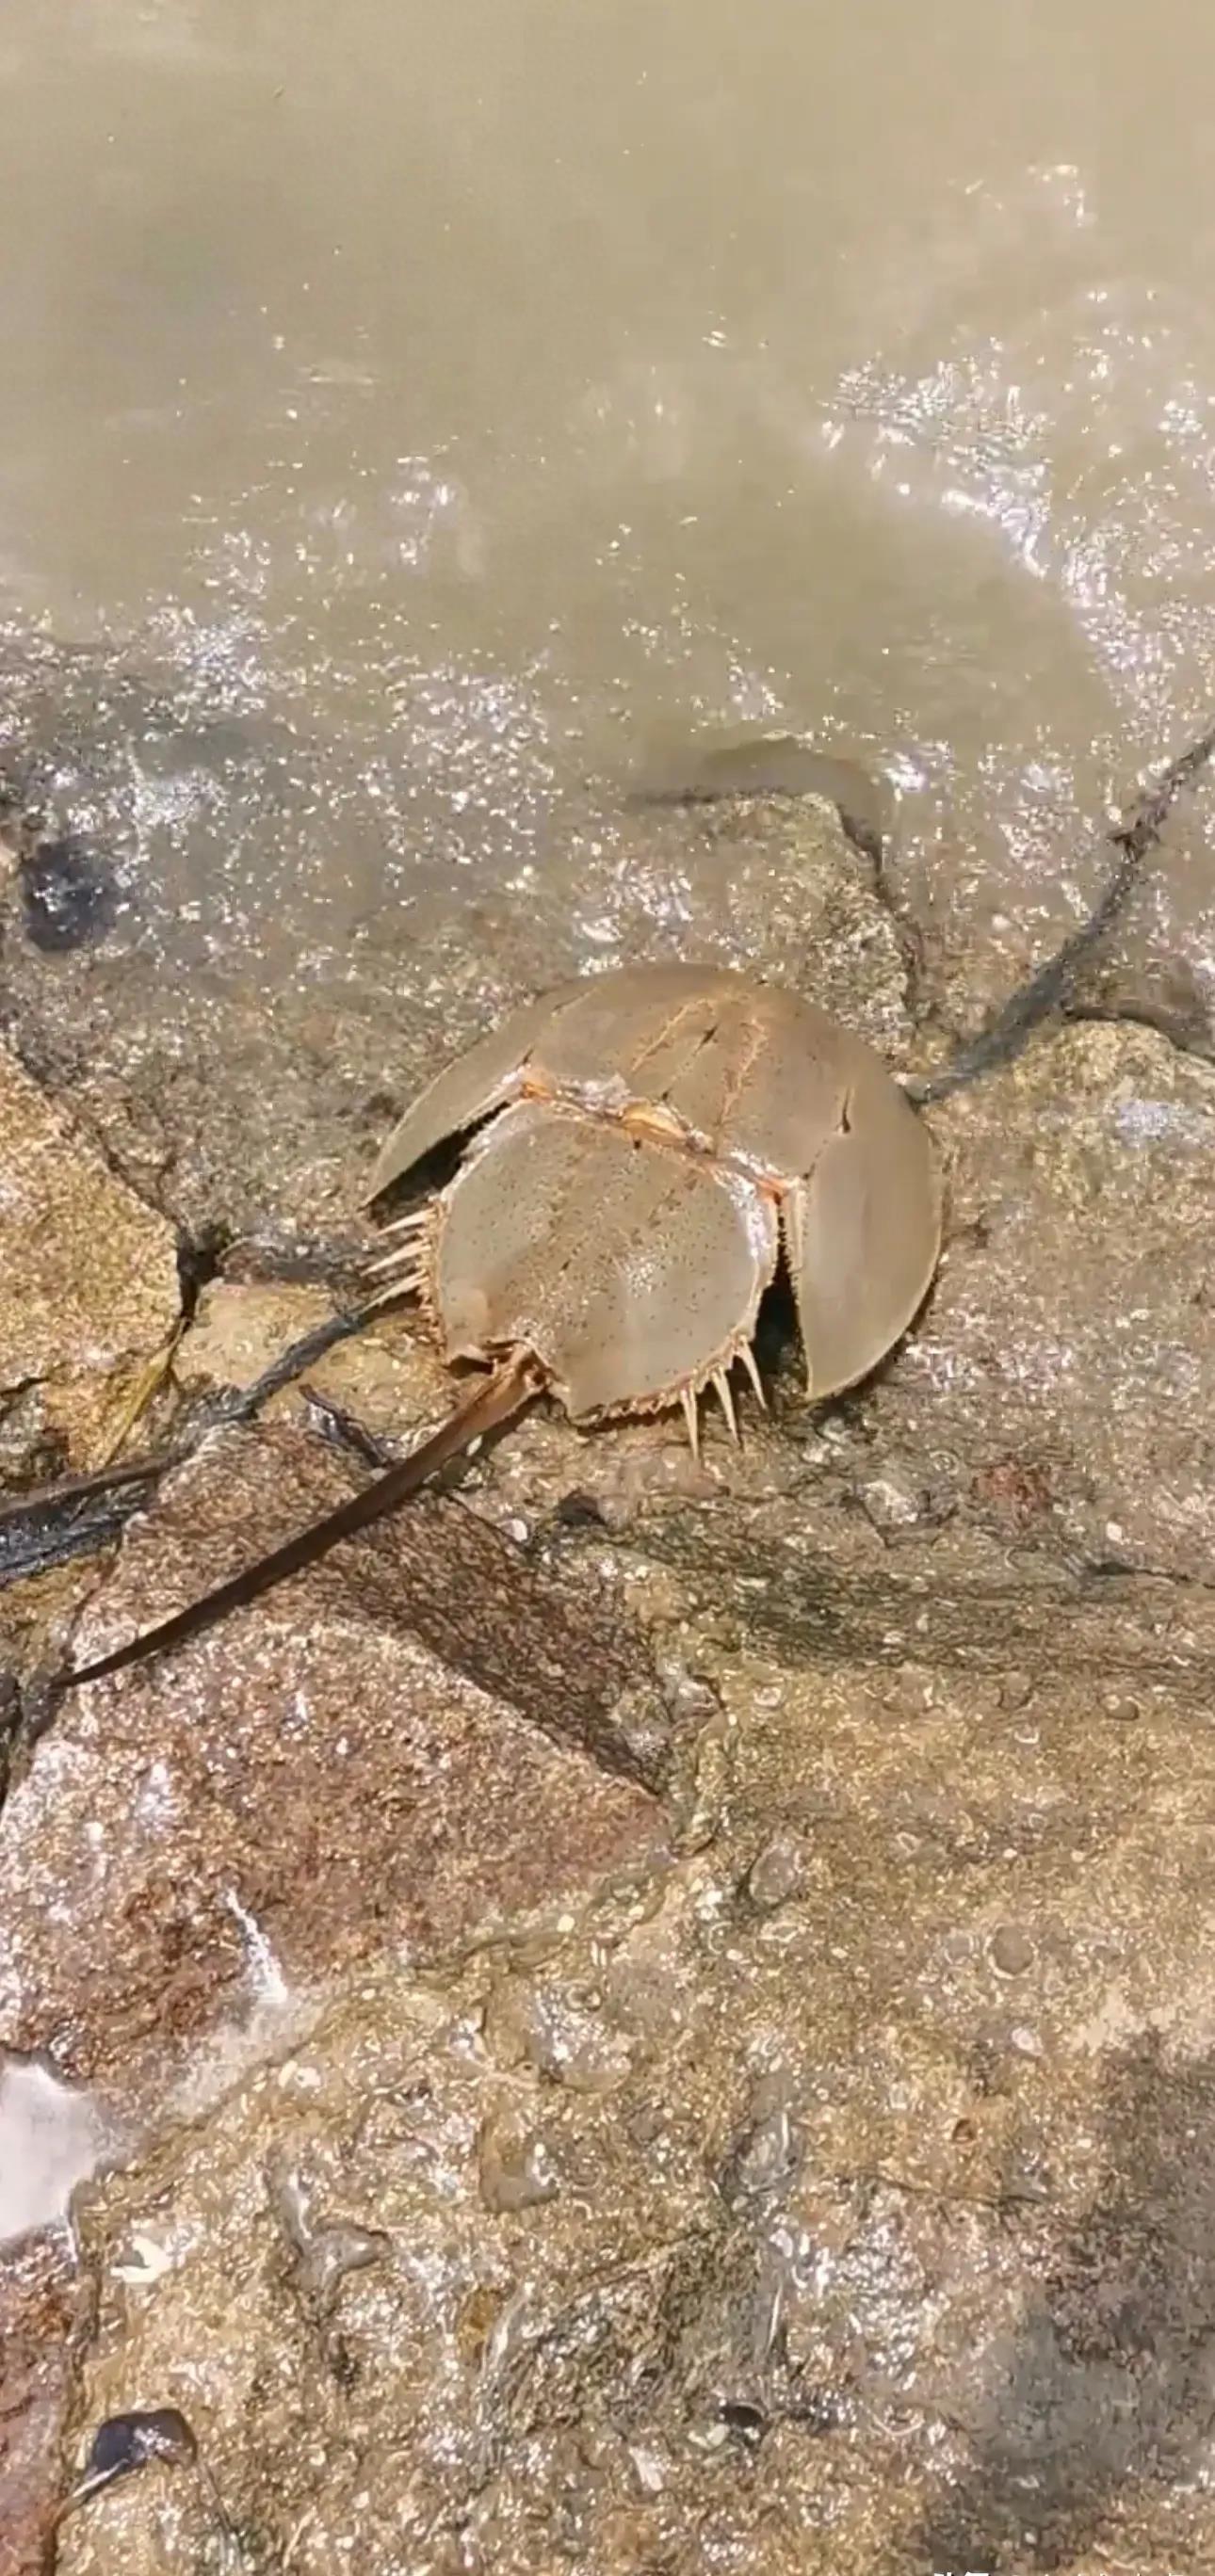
[56,2406,202,2524]
[87,2407,199,2481]
[55,2404,242,2539]
[745,1831,806,1912]
[18,834,118,951]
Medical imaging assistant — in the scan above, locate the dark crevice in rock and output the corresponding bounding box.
[221,1227,369,1290]
[631,1526,1215,1687]
[0,1489,146,1595]
[1063,996,1215,1064]
[0,1306,375,1604]
[299,1387,397,1469]
[0,1666,21,1805]
[174,1223,233,1328]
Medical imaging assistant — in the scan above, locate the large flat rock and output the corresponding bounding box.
[46,1617,1215,2576]
[0,1419,670,2112]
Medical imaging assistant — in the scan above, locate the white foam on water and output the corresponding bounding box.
[0,2053,116,2247]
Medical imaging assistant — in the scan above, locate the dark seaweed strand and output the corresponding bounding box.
[0,1302,376,1575]
[907,718,1215,1107]
[211,1304,374,1431]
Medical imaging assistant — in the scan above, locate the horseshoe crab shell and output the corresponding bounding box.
[366,964,941,1415]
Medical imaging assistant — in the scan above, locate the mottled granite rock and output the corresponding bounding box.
[0,1038,178,1473]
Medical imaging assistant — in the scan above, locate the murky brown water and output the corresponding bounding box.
[3,0,1215,1019]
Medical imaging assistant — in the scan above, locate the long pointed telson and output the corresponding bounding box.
[63,1354,540,1694]
[905,718,1215,1105]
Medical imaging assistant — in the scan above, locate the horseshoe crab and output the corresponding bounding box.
[364,961,941,1438]
[65,961,940,1689]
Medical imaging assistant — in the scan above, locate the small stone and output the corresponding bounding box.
[553,1487,607,1527]
[270,2162,389,2320]
[857,1471,922,1532]
[990,1924,1035,1977]
[83,2405,197,2481]
[746,1833,806,1912]
[478,2113,559,2214]
[296,2219,388,2320]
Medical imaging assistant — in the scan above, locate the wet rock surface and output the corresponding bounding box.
[0,1039,178,1481]
[0,2230,90,2576]
[46,1636,1215,2576]
[0,758,911,1236]
[0,1416,670,2104]
[2,777,1215,2572]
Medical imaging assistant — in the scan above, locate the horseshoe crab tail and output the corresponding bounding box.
[65,1350,542,1695]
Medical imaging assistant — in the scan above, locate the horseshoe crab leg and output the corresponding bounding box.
[63,1349,542,1695]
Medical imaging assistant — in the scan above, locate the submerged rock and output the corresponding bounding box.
[628,727,895,866]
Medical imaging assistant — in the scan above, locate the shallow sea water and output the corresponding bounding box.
[1,0,1213,1050]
